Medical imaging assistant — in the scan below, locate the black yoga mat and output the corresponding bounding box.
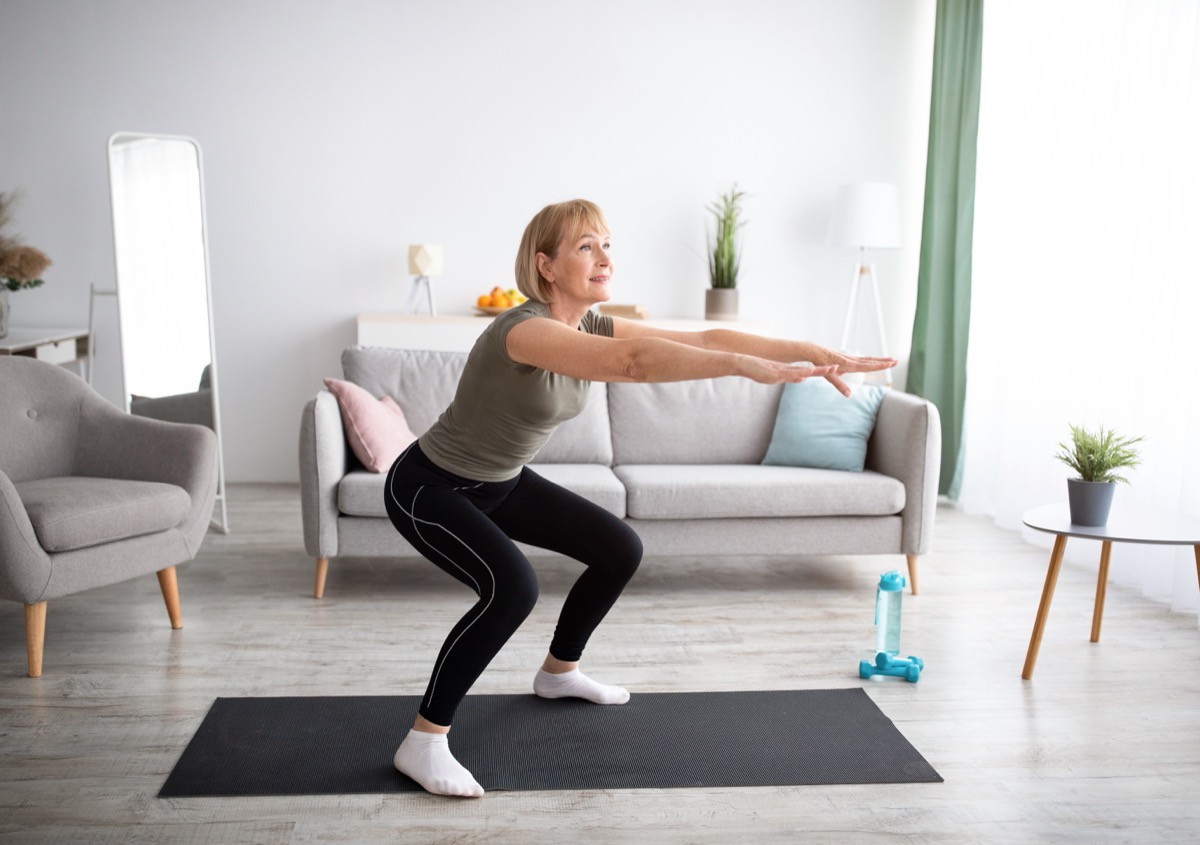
[159,689,941,797]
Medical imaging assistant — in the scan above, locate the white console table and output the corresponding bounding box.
[0,327,91,376]
[357,313,772,352]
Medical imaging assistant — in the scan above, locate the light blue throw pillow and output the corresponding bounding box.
[762,379,886,472]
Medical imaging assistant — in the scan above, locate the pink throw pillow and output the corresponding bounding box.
[323,378,416,472]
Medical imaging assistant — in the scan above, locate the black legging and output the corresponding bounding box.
[384,442,643,727]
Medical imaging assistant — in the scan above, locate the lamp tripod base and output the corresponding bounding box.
[838,260,891,387]
[405,275,437,316]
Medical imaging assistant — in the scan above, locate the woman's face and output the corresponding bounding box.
[539,228,613,307]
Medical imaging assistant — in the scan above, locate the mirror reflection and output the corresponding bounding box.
[107,132,229,532]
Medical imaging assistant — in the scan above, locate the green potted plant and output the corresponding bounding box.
[1054,423,1143,526]
[705,185,746,320]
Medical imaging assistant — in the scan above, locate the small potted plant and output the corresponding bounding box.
[1054,424,1143,526]
[705,185,746,320]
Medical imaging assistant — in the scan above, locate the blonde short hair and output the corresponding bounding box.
[514,199,610,304]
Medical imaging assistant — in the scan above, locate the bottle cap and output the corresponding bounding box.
[878,570,906,592]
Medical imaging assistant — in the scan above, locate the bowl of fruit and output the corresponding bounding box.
[475,286,528,315]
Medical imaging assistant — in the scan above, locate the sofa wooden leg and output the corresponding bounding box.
[157,567,183,629]
[24,601,47,678]
[905,554,920,595]
[314,557,329,599]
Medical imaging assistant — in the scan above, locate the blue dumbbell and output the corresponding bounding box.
[858,652,924,682]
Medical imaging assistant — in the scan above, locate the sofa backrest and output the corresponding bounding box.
[609,379,785,465]
[341,346,613,465]
[343,347,463,436]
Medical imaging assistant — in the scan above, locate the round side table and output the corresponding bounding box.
[1021,502,1200,679]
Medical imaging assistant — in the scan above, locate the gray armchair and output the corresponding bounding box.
[0,357,218,676]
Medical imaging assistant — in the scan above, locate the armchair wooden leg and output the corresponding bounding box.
[24,602,47,678]
[156,567,182,629]
[314,557,329,599]
[905,554,920,595]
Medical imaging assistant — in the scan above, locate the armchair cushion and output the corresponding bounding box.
[14,477,191,552]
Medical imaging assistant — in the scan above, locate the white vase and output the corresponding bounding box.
[705,288,738,320]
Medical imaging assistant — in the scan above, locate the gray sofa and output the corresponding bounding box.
[300,346,941,598]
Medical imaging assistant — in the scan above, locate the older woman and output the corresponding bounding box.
[386,199,895,797]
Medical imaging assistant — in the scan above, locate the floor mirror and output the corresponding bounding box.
[107,132,229,533]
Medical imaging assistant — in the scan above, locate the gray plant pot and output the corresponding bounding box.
[1067,478,1116,527]
[705,288,738,321]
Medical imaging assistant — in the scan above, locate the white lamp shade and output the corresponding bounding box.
[827,182,902,249]
[407,244,443,276]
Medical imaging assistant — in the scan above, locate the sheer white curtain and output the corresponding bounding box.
[960,0,1200,617]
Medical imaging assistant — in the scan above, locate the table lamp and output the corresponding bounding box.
[405,244,443,315]
[827,182,901,386]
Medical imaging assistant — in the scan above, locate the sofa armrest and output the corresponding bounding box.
[73,395,218,554]
[865,390,942,556]
[0,470,54,604]
[299,390,348,558]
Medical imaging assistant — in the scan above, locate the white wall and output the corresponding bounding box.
[0,0,935,482]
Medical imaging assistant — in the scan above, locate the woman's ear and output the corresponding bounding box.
[535,252,554,283]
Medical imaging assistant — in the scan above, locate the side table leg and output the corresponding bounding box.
[1023,534,1067,680]
[1090,540,1113,643]
[1194,545,1199,591]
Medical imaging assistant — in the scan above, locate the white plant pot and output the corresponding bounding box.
[705,288,738,321]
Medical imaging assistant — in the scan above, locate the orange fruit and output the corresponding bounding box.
[491,294,512,308]
[477,294,490,307]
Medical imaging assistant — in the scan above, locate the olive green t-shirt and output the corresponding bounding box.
[418,301,614,481]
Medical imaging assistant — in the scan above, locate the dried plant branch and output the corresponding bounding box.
[0,191,20,253]
[0,189,51,289]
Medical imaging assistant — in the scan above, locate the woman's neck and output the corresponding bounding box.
[547,299,590,329]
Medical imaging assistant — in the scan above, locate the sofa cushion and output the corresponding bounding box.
[342,346,612,465]
[15,477,191,552]
[609,380,784,465]
[323,378,416,472]
[524,463,626,516]
[613,464,905,519]
[337,464,626,519]
[763,380,886,472]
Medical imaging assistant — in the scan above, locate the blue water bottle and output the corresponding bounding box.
[874,570,905,655]
[858,570,923,682]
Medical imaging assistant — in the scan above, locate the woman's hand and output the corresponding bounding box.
[817,348,898,374]
[737,358,839,385]
[808,348,897,397]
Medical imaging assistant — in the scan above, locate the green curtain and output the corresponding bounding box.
[907,0,985,498]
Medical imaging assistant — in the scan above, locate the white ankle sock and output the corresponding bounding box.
[393,729,484,798]
[534,668,630,705]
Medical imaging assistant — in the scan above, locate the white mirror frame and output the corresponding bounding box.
[106,131,229,534]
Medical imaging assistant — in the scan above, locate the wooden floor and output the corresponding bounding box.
[1,485,1198,844]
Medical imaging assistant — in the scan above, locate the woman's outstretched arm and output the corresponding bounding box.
[609,318,896,395]
[505,318,837,386]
